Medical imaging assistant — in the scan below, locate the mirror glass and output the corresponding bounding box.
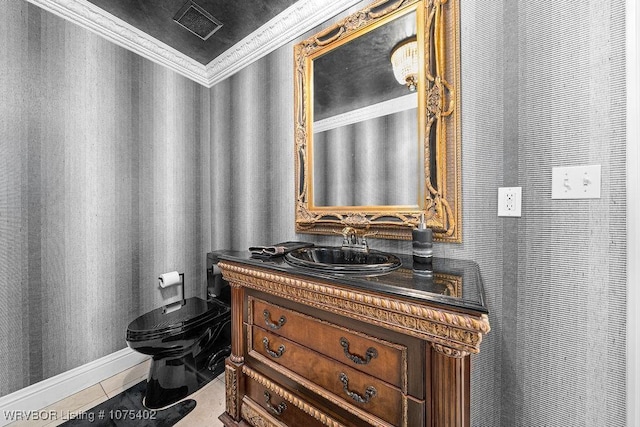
[294,0,460,241]
[312,11,421,207]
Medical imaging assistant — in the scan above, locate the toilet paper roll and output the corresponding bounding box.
[158,271,181,288]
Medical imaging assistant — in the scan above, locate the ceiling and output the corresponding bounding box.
[85,0,299,65]
[313,10,416,120]
[83,0,416,116]
[26,0,364,86]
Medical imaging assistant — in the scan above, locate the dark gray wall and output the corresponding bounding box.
[0,2,211,396]
[209,0,627,425]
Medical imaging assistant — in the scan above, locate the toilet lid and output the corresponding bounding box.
[126,296,230,341]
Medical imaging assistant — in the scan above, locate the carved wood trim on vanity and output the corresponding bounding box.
[225,364,240,420]
[229,283,246,364]
[241,399,287,427]
[218,261,490,358]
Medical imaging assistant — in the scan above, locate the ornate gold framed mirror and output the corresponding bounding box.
[294,0,460,242]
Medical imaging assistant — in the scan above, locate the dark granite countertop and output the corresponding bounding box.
[211,249,488,315]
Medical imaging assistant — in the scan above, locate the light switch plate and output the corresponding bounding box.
[551,165,601,199]
[498,187,522,217]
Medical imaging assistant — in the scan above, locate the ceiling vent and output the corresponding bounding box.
[173,1,223,41]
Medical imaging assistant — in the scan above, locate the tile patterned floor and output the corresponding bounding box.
[8,360,225,427]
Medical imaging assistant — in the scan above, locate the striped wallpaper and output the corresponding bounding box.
[0,2,210,395]
[313,110,419,207]
[513,1,626,425]
[209,0,628,425]
[0,0,629,426]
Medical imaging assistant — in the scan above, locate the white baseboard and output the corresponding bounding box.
[0,348,149,427]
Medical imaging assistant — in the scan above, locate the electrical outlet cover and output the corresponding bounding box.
[498,187,522,217]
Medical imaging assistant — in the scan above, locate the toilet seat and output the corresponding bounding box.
[126,297,230,342]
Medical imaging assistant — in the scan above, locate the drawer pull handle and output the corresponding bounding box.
[339,373,377,404]
[264,391,287,415]
[263,310,286,330]
[339,337,378,365]
[263,337,285,358]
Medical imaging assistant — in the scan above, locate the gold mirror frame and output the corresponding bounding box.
[294,0,461,242]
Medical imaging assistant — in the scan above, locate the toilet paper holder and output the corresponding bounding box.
[161,272,185,314]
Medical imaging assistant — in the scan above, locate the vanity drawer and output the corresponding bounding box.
[250,326,403,427]
[251,298,406,390]
[244,373,329,427]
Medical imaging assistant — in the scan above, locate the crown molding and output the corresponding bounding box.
[25,0,210,86]
[204,0,363,86]
[25,0,363,88]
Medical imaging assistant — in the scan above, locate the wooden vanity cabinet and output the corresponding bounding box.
[217,257,490,427]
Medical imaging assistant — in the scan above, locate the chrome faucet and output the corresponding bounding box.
[340,227,373,252]
[342,227,357,245]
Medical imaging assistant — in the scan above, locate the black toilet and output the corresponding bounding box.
[125,254,230,409]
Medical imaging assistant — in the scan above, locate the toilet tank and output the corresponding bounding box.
[207,252,231,304]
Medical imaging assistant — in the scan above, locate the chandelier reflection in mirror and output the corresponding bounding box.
[390,36,419,91]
